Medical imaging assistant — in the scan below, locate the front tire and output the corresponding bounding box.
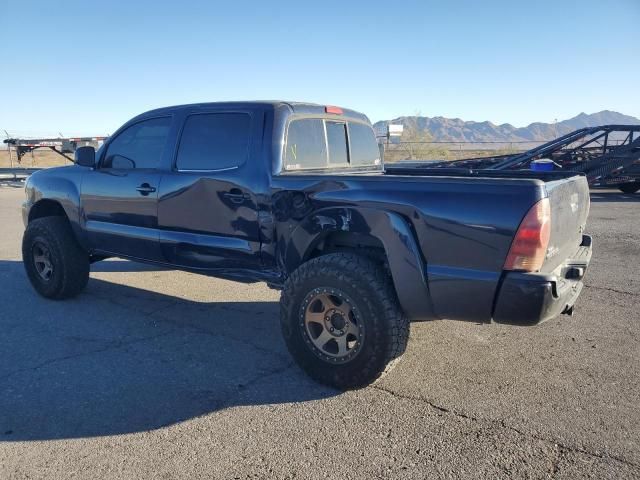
[22,216,90,299]
[280,253,409,389]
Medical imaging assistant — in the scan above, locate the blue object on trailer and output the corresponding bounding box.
[531,159,555,171]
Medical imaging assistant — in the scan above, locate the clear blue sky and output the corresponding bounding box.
[1,0,638,137]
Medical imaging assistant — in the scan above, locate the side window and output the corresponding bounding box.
[102,117,171,169]
[285,119,327,170]
[326,121,349,166]
[348,122,381,166]
[176,113,251,170]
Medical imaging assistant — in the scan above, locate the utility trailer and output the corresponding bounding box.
[3,136,107,166]
[429,125,640,194]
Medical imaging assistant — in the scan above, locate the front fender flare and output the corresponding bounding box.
[24,170,87,248]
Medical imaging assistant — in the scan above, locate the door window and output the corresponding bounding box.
[176,113,251,170]
[102,117,172,169]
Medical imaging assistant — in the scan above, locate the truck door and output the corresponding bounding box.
[81,116,174,261]
[157,108,263,270]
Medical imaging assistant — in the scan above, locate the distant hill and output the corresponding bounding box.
[373,110,640,143]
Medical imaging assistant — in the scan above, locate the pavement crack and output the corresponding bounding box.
[87,290,289,363]
[143,300,182,317]
[181,325,290,363]
[0,330,175,381]
[372,385,477,421]
[230,362,296,397]
[371,385,640,470]
[549,444,564,476]
[584,284,638,297]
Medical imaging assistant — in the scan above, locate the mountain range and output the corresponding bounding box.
[373,110,640,143]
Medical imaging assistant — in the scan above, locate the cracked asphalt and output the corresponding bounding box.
[0,183,638,479]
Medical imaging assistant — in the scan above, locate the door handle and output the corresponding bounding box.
[223,189,250,204]
[136,183,156,195]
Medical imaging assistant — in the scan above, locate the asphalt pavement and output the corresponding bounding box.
[0,182,638,479]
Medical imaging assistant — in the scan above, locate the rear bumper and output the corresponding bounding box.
[492,235,592,326]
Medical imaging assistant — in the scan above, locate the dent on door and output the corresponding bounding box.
[158,175,261,268]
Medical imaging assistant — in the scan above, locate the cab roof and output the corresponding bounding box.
[135,101,370,124]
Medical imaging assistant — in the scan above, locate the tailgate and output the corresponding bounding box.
[542,175,590,272]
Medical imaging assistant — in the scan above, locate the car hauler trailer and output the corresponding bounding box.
[3,136,107,166]
[427,125,640,193]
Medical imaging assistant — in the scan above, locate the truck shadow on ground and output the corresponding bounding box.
[0,260,339,442]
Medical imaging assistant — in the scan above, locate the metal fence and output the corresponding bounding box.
[381,141,548,162]
[381,136,632,163]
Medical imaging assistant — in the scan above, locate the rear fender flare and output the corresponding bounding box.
[282,207,437,321]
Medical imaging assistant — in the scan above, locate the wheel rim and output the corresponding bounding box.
[300,287,364,363]
[32,241,54,281]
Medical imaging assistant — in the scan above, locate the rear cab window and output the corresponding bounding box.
[285,119,326,170]
[283,117,380,172]
[348,122,381,166]
[326,121,349,166]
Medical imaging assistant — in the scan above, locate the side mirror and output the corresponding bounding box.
[75,146,96,167]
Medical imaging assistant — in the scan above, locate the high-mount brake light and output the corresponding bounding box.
[325,106,343,115]
[503,198,551,272]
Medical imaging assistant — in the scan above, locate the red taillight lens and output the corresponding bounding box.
[325,106,343,114]
[504,198,551,272]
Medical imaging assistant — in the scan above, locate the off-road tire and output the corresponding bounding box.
[619,182,640,194]
[280,253,409,389]
[22,216,90,299]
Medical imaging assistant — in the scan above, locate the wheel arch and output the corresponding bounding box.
[282,207,437,321]
[28,199,68,223]
[24,170,87,248]
[305,230,386,264]
[26,198,89,253]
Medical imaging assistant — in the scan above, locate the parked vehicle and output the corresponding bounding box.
[21,102,592,388]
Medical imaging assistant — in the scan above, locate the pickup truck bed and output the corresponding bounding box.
[274,168,590,325]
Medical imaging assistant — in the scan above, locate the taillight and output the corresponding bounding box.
[504,198,551,272]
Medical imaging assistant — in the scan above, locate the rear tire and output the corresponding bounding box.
[619,182,640,194]
[22,217,90,299]
[280,253,409,389]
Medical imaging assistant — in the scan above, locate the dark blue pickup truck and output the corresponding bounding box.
[21,101,592,388]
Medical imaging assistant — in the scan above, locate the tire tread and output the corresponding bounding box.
[22,216,89,299]
[280,253,409,389]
